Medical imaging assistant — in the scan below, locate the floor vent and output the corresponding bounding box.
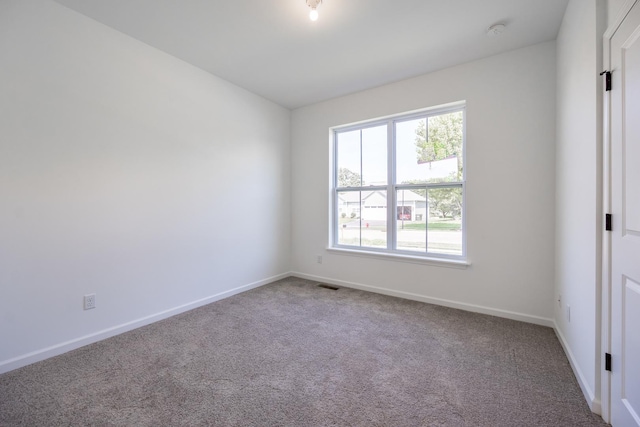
[317,283,339,291]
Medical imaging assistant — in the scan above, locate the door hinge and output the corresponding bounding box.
[601,70,611,91]
[605,353,612,372]
[606,213,612,231]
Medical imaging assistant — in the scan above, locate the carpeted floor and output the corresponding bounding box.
[0,277,607,426]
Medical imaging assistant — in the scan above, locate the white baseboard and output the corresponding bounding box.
[553,322,599,414]
[0,272,290,375]
[290,272,555,328]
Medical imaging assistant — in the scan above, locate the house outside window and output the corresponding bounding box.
[332,102,465,260]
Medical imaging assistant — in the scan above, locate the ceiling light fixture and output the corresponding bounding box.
[306,0,322,21]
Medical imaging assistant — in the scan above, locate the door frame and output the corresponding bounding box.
[602,0,639,423]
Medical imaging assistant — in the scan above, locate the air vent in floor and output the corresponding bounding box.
[317,283,339,291]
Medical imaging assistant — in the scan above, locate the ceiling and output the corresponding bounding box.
[53,0,569,109]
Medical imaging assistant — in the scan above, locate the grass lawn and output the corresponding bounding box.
[400,218,461,231]
[338,217,461,231]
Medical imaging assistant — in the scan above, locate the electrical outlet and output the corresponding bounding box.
[84,294,96,310]
[317,255,323,264]
[566,304,571,323]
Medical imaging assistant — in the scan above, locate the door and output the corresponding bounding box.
[611,1,640,425]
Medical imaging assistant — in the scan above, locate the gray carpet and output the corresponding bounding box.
[0,277,607,426]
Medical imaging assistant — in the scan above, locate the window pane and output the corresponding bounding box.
[337,190,387,249]
[361,125,387,186]
[396,189,427,252]
[427,186,463,255]
[337,191,361,246]
[361,190,387,249]
[396,111,463,184]
[336,130,361,187]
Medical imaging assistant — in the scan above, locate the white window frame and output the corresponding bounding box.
[330,102,467,264]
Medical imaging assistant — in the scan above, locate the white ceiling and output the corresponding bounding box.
[53,0,569,109]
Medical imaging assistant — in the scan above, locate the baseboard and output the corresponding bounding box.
[553,322,599,414]
[290,272,554,328]
[0,272,290,375]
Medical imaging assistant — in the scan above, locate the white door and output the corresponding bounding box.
[611,1,640,425]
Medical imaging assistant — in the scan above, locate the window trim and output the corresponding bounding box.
[330,102,467,262]
[326,247,470,268]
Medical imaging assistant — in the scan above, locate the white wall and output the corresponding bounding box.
[554,0,605,413]
[0,0,291,372]
[291,42,557,324]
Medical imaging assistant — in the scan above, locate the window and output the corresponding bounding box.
[332,103,465,260]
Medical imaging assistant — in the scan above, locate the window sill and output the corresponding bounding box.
[326,247,470,269]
